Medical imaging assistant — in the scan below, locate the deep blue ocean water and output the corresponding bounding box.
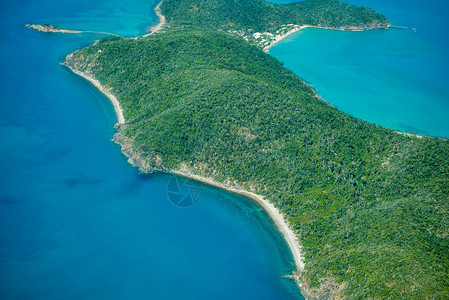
[0,0,302,299]
[270,0,449,138]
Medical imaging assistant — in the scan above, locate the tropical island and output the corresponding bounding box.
[60,0,448,298]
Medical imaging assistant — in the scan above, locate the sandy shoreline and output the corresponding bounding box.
[142,1,166,37]
[264,24,390,52]
[173,170,305,272]
[396,131,424,138]
[264,25,311,52]
[64,65,125,125]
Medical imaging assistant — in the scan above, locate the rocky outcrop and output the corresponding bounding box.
[25,24,82,33]
[112,130,167,174]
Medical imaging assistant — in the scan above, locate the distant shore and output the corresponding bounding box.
[264,23,391,52]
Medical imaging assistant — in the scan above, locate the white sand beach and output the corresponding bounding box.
[264,25,311,52]
[65,66,125,125]
[264,24,389,52]
[142,1,166,37]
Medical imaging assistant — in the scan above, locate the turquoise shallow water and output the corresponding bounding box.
[0,0,302,299]
[270,0,449,137]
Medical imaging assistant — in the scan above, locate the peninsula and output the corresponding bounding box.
[61,0,448,298]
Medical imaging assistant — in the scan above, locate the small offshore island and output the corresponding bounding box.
[26,24,119,36]
[47,0,448,298]
[26,24,82,33]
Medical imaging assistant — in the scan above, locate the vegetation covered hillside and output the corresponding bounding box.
[65,28,449,299]
[160,0,389,33]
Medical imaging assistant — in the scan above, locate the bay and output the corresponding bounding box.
[269,0,449,137]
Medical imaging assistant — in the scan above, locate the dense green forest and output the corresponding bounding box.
[161,0,389,33]
[64,0,448,298]
[159,0,390,49]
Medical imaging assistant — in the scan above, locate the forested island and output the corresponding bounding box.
[62,0,448,298]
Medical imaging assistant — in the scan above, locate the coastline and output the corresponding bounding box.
[264,25,311,52]
[142,1,166,37]
[63,63,125,125]
[22,0,445,298]
[265,24,426,141]
[59,1,399,296]
[172,169,305,272]
[264,24,391,52]
[59,10,425,296]
[62,16,306,281]
[111,128,306,275]
[396,131,424,138]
